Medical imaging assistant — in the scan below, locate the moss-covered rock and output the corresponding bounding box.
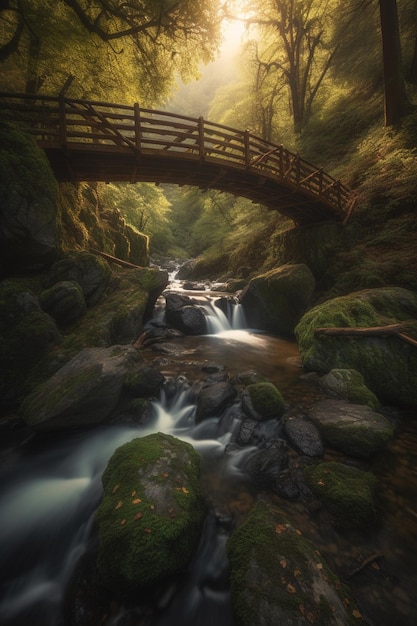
[19,345,142,430]
[45,251,111,306]
[39,280,86,325]
[227,499,366,626]
[0,280,62,406]
[308,399,393,458]
[240,264,315,334]
[124,364,165,397]
[0,123,59,276]
[295,287,417,407]
[319,368,380,410]
[304,462,380,529]
[95,433,205,591]
[246,382,285,420]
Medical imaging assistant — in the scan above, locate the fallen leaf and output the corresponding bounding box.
[120,519,126,525]
[317,479,325,486]
[115,500,123,510]
[181,487,189,494]
[134,512,143,521]
[371,562,380,570]
[316,563,323,570]
[294,568,302,577]
[352,609,362,619]
[112,484,120,494]
[150,504,155,510]
[131,490,137,497]
[295,529,302,535]
[161,473,169,478]
[132,498,141,504]
[144,528,152,533]
[275,524,287,534]
[280,559,287,568]
[286,583,296,594]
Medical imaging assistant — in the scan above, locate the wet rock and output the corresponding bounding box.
[165,292,207,335]
[19,345,142,430]
[96,433,205,591]
[227,500,367,626]
[236,418,258,445]
[242,382,285,421]
[319,368,380,410]
[304,461,380,529]
[196,381,237,423]
[308,399,394,458]
[240,264,315,334]
[39,280,86,325]
[284,416,323,457]
[124,364,165,397]
[245,439,300,499]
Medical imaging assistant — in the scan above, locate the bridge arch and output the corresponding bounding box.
[0,93,355,225]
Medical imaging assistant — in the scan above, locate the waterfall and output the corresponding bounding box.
[202,297,246,334]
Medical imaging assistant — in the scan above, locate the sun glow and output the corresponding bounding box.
[220,1,249,56]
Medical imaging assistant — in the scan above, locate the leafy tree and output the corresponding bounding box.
[98,182,173,254]
[0,0,222,102]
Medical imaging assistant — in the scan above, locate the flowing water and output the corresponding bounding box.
[1,282,417,625]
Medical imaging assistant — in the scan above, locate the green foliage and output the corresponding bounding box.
[304,462,379,529]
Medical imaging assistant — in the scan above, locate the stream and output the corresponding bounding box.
[0,276,417,625]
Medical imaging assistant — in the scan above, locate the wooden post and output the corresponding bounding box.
[134,103,142,153]
[244,130,250,167]
[198,116,205,161]
[58,95,67,146]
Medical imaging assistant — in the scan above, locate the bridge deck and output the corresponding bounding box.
[0,93,355,225]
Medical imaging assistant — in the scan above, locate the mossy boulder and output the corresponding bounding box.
[227,499,366,626]
[295,287,417,407]
[319,368,380,410]
[0,280,61,406]
[304,462,380,529]
[308,399,393,459]
[39,280,86,325]
[0,123,59,276]
[244,382,285,420]
[239,264,315,334]
[19,345,142,430]
[45,251,111,306]
[95,433,205,591]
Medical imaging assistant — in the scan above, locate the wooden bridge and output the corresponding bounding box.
[0,93,355,224]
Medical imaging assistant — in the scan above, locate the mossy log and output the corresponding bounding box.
[89,247,145,269]
[314,324,417,348]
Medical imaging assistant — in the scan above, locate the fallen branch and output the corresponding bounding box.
[345,553,384,580]
[89,248,145,269]
[314,324,417,349]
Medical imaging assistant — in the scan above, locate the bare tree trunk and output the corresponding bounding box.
[378,0,409,125]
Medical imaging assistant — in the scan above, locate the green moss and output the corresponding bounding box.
[96,433,205,591]
[227,500,365,625]
[295,287,417,406]
[304,462,380,529]
[0,122,57,203]
[320,369,380,410]
[247,382,285,419]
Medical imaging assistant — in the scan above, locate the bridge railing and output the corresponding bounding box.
[0,92,352,217]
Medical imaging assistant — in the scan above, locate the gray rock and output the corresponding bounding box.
[284,416,323,457]
[19,345,142,430]
[239,264,315,334]
[196,381,237,423]
[308,398,394,458]
[319,368,380,410]
[124,364,165,397]
[245,439,299,499]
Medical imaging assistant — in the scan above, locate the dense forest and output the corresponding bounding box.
[1,2,417,626]
[1,0,416,293]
